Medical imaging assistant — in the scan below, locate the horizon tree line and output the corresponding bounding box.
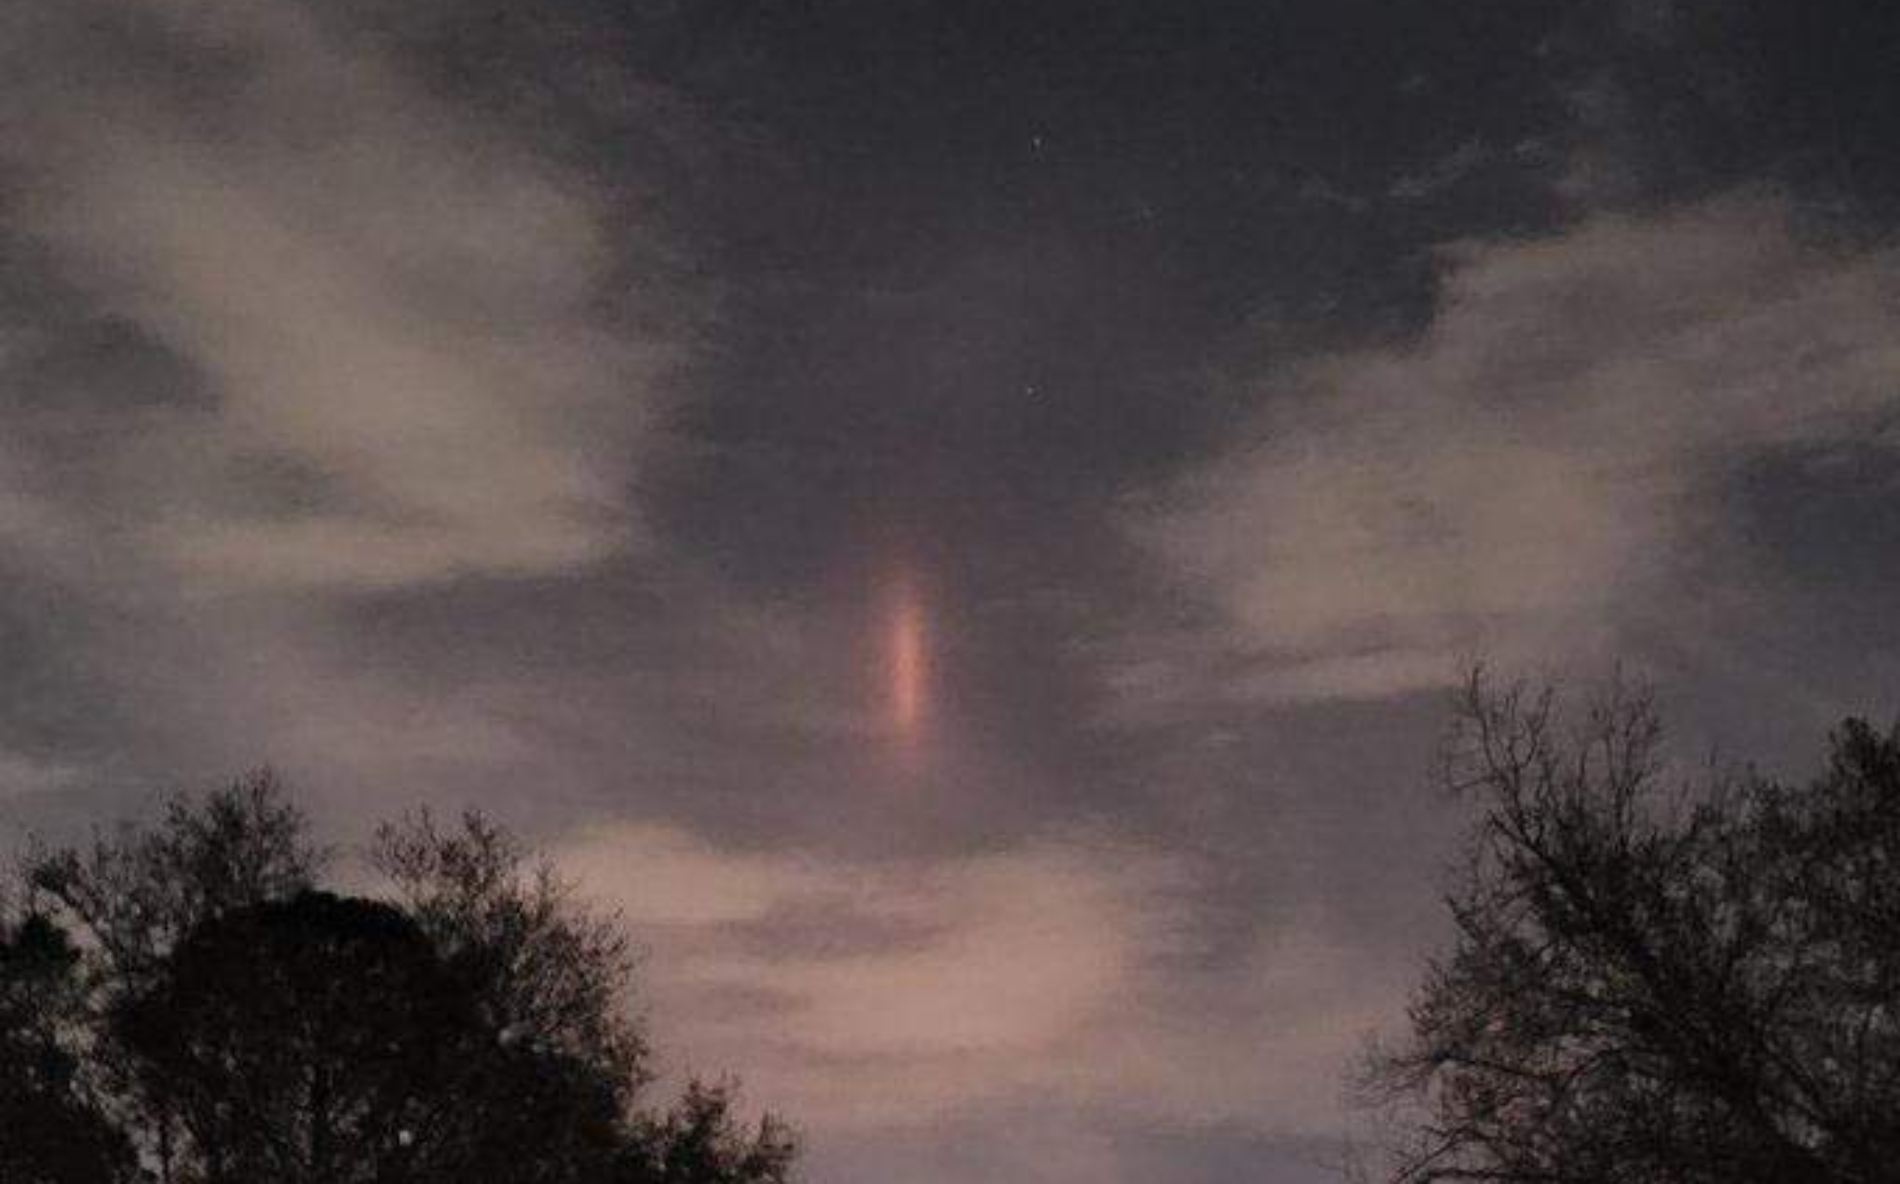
[0,775,794,1184]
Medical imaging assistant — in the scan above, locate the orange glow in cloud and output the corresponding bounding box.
[889,576,927,741]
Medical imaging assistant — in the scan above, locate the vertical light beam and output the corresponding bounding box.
[890,576,926,741]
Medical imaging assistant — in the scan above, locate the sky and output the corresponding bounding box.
[3,1,1900,1181]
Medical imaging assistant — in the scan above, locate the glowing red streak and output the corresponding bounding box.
[890,582,926,739]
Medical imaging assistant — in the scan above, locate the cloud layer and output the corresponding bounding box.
[1136,195,1900,704]
[3,0,671,591]
[559,821,1404,1183]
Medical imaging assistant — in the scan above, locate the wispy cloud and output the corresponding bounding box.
[1128,195,1900,706]
[562,824,1192,1123]
[0,748,82,801]
[2,0,676,591]
[558,821,1397,1152]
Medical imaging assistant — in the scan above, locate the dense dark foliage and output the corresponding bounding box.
[1365,673,1900,1184]
[0,910,135,1183]
[2,773,794,1184]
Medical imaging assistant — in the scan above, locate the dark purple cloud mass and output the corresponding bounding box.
[3,2,1899,1181]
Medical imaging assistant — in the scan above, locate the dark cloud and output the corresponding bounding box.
[1558,0,1900,224]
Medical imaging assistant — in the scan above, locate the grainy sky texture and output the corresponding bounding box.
[4,2,1900,1181]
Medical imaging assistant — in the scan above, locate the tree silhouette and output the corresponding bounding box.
[30,770,318,983]
[634,1079,800,1184]
[22,772,317,1183]
[112,891,475,1184]
[1363,671,1900,1184]
[0,908,135,1184]
[12,774,795,1184]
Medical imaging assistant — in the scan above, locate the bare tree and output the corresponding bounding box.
[29,769,319,982]
[1362,670,1900,1184]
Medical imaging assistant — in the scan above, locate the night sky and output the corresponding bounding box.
[5,2,1900,1181]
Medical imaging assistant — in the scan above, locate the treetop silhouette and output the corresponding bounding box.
[3,773,795,1184]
